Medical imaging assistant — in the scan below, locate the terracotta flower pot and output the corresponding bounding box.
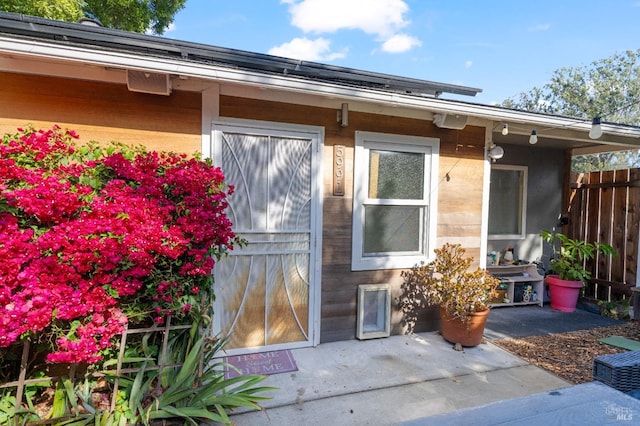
[439,307,490,347]
[546,274,583,312]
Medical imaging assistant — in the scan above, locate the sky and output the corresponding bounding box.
[164,0,640,105]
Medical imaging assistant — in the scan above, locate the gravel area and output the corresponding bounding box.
[493,322,640,384]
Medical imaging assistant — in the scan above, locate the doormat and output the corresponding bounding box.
[224,350,298,379]
[598,336,640,351]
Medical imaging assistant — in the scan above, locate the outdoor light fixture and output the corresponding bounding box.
[501,123,509,136]
[337,103,349,127]
[589,116,603,139]
[433,113,468,129]
[529,129,538,145]
[488,144,504,161]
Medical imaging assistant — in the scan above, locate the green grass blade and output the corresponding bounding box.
[62,376,78,415]
[172,337,203,385]
[51,380,68,418]
[127,361,149,417]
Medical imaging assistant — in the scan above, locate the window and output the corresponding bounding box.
[488,165,527,239]
[352,132,439,270]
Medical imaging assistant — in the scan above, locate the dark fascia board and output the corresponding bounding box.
[0,12,482,98]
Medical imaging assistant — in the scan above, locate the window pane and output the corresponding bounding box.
[368,150,424,199]
[363,205,422,254]
[489,169,524,235]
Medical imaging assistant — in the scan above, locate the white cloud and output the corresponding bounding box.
[283,0,421,54]
[528,23,550,32]
[464,60,473,68]
[381,34,421,53]
[286,0,409,37]
[268,37,347,61]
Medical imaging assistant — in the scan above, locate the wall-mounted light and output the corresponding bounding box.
[501,123,509,136]
[433,113,468,129]
[529,129,538,145]
[488,144,504,162]
[589,116,603,139]
[127,70,171,95]
[337,103,349,127]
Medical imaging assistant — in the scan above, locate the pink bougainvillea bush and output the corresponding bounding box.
[0,126,239,364]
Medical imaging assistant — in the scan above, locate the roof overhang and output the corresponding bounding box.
[0,12,481,98]
[1,14,639,152]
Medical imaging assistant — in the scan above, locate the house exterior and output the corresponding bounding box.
[2,12,640,355]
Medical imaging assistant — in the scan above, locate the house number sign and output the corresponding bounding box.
[333,144,345,196]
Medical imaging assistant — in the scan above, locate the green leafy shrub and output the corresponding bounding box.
[1,125,240,363]
[0,126,271,424]
[540,230,616,283]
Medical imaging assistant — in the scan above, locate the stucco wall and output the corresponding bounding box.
[487,143,566,268]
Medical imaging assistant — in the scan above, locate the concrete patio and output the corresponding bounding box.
[229,305,638,425]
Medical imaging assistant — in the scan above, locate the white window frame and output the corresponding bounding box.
[352,131,439,271]
[488,164,528,240]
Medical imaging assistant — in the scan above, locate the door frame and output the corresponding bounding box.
[209,118,324,351]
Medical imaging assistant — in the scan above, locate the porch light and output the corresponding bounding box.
[589,117,603,139]
[529,130,538,145]
[488,144,504,161]
[501,123,509,136]
[337,103,349,127]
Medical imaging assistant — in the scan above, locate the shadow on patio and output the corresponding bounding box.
[229,304,627,425]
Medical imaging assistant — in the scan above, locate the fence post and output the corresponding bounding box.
[156,316,172,394]
[15,338,30,413]
[634,229,640,319]
[110,328,129,412]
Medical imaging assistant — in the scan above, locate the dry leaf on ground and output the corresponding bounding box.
[493,322,640,384]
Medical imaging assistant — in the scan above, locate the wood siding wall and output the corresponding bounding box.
[0,72,202,153]
[220,95,487,342]
[0,71,487,343]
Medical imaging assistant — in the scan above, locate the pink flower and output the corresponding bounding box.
[0,126,238,364]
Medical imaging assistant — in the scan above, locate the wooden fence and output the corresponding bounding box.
[567,168,640,301]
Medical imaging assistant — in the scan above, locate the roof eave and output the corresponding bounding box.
[1,35,639,144]
[0,12,481,98]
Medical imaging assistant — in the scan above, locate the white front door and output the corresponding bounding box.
[212,121,322,355]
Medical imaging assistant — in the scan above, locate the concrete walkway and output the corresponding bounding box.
[405,381,640,425]
[229,332,569,425]
[229,305,631,425]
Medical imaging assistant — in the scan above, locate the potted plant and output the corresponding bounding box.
[401,243,500,347]
[540,230,616,312]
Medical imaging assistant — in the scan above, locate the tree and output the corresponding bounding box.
[502,49,640,126]
[1,0,83,22]
[83,0,187,34]
[1,0,187,34]
[572,150,640,173]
